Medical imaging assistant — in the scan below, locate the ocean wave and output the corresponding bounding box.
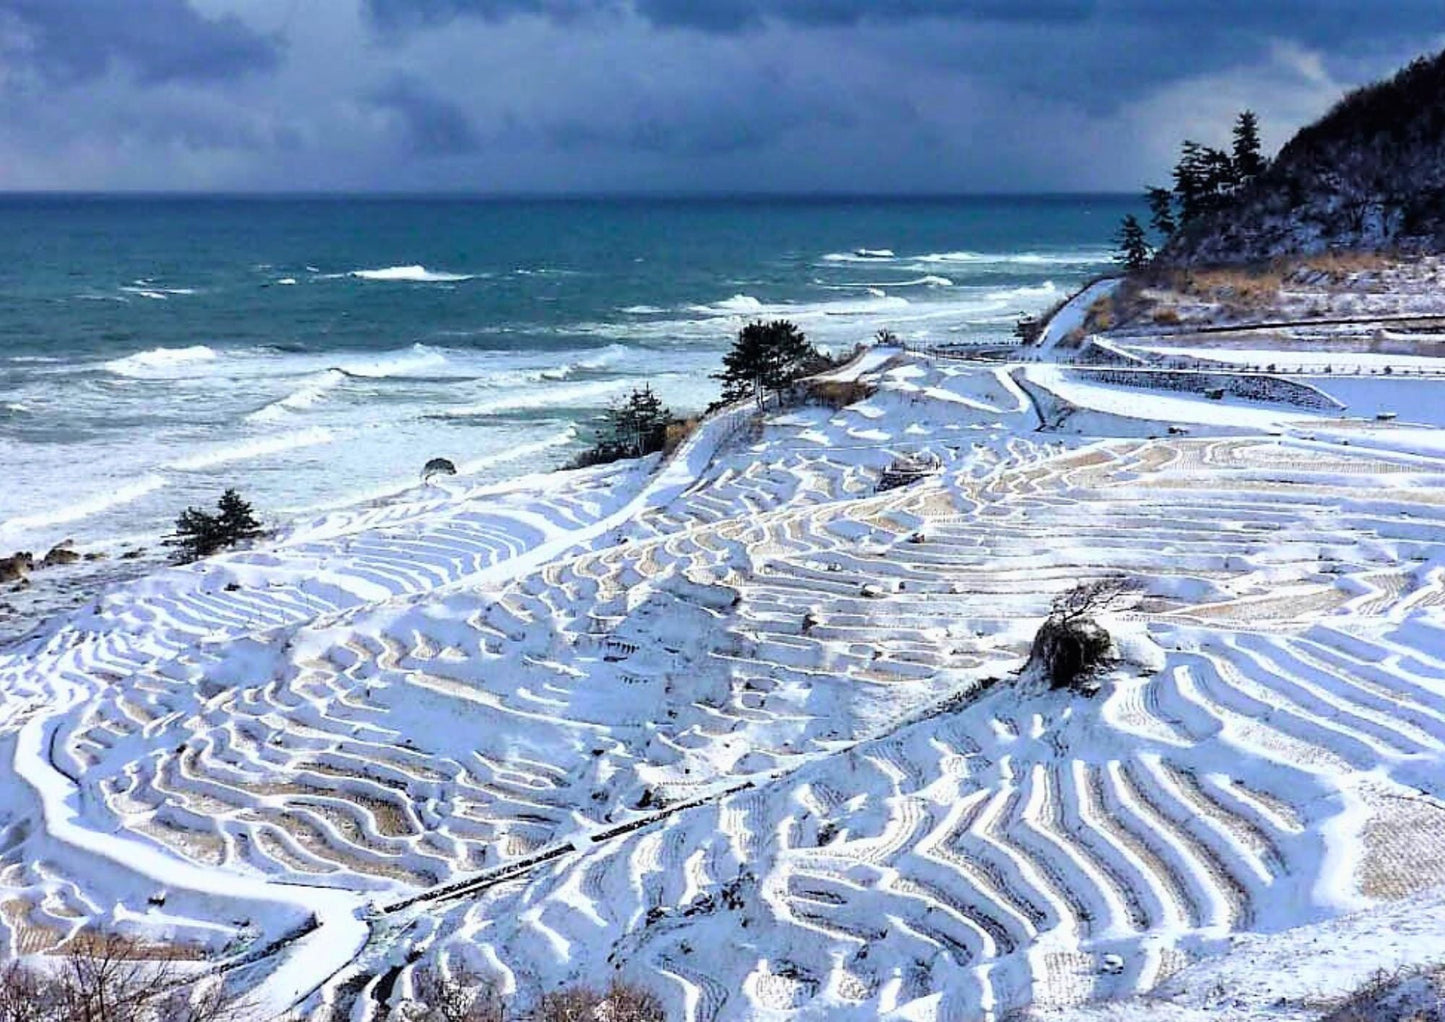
[120,283,197,300]
[104,345,218,377]
[620,305,665,315]
[335,343,450,378]
[276,277,298,286]
[247,370,347,423]
[0,474,168,536]
[538,343,631,380]
[689,294,768,315]
[437,379,631,418]
[456,425,579,475]
[914,250,1110,266]
[166,427,335,471]
[346,265,475,283]
[822,249,896,263]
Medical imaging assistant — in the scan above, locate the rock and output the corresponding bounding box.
[0,552,33,584]
[41,544,81,567]
[119,549,145,561]
[422,457,458,481]
[83,551,107,561]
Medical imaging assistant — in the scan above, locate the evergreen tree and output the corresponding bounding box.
[1173,140,1238,223]
[1145,186,1177,239]
[714,320,815,408]
[606,385,671,456]
[1113,215,1152,271]
[1232,109,1267,181]
[166,489,264,563]
[216,488,263,544]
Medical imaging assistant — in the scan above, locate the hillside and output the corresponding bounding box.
[1166,49,1445,265]
[5,301,1445,1019]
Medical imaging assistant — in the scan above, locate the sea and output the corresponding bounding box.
[0,194,1129,570]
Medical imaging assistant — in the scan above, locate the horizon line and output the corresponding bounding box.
[0,189,1141,202]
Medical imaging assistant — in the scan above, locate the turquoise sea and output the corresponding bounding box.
[0,195,1129,556]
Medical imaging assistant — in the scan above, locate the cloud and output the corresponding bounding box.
[0,1,1437,194]
[370,75,482,156]
[0,0,282,85]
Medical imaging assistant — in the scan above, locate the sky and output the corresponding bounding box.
[0,1,1440,194]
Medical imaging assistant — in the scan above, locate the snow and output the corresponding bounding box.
[3,316,1445,1020]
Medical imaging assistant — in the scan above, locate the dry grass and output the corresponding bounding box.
[801,378,877,410]
[1084,294,1116,332]
[1319,965,1445,1022]
[662,418,699,456]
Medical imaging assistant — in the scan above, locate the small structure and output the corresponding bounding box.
[876,452,941,492]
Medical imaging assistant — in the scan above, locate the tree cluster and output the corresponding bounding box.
[390,966,664,1022]
[0,933,242,1022]
[566,385,676,470]
[1114,110,1269,269]
[712,319,821,409]
[165,489,264,563]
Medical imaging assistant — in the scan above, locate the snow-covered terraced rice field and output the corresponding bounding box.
[3,338,1445,1020]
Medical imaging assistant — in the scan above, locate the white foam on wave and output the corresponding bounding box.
[0,474,168,538]
[539,343,631,381]
[689,294,768,315]
[914,250,1110,267]
[347,265,475,283]
[438,379,632,418]
[247,370,347,423]
[822,249,896,263]
[166,427,336,471]
[120,283,196,299]
[277,278,298,286]
[104,345,218,377]
[620,305,666,315]
[337,343,450,378]
[456,425,579,475]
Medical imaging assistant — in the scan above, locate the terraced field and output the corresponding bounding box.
[2,346,1444,1020]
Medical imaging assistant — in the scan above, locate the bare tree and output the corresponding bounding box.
[395,965,505,1022]
[0,932,246,1022]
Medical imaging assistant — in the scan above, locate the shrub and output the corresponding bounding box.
[165,489,264,563]
[1025,578,1134,692]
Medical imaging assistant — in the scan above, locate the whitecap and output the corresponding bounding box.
[438,379,631,418]
[620,305,665,315]
[247,370,347,423]
[822,249,896,263]
[0,474,167,536]
[166,427,335,471]
[277,278,298,286]
[104,345,218,377]
[336,343,450,378]
[348,265,474,283]
[690,294,768,316]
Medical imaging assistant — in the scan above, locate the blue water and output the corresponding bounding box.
[0,195,1129,555]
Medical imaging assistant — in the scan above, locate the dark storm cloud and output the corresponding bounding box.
[362,0,1442,104]
[370,76,483,156]
[0,0,281,84]
[364,0,1439,41]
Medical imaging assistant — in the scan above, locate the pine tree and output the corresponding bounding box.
[1232,110,1267,182]
[606,385,671,456]
[1113,215,1152,271]
[714,320,815,408]
[1145,186,1177,239]
[216,488,263,544]
[166,506,225,562]
[166,489,264,563]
